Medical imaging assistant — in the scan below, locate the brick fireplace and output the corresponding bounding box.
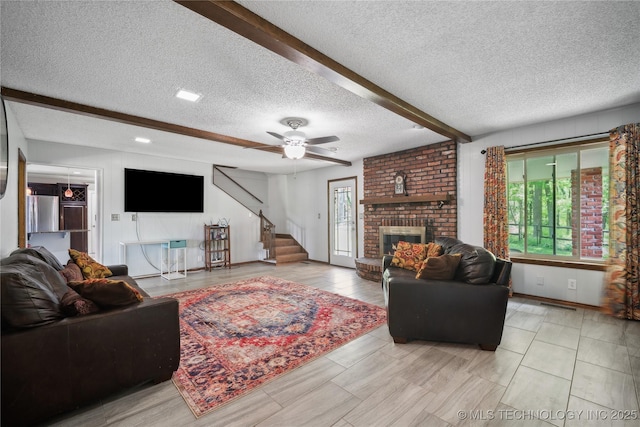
[355,140,458,281]
[379,218,430,256]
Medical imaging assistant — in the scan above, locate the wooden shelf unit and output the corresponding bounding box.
[204,224,230,270]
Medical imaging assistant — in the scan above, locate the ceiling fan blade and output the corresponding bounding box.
[267,131,286,141]
[305,135,340,145]
[244,145,282,151]
[305,145,337,156]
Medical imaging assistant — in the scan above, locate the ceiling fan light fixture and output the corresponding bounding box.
[284,144,305,160]
[283,130,306,143]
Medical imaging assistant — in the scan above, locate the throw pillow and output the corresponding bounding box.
[415,253,462,280]
[68,278,144,307]
[69,249,112,279]
[426,242,443,258]
[59,260,84,283]
[60,288,100,316]
[391,241,427,272]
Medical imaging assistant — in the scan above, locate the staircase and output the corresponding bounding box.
[211,171,311,266]
[274,234,308,263]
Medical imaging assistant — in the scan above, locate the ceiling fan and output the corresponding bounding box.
[265,117,340,160]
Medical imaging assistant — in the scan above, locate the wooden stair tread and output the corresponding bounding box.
[276,253,309,263]
[277,245,304,255]
[272,233,308,264]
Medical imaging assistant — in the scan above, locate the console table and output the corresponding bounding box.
[119,239,187,280]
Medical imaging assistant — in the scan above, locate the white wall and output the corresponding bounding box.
[26,140,262,276]
[266,174,289,232]
[284,160,364,262]
[7,100,640,305]
[458,102,640,306]
[0,102,29,258]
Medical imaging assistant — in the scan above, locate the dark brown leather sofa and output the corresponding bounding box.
[1,248,180,427]
[382,237,512,350]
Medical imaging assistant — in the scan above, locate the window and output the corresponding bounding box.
[507,141,609,261]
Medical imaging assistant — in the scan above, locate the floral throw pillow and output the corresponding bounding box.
[69,249,112,279]
[415,254,462,280]
[391,241,428,272]
[426,242,443,258]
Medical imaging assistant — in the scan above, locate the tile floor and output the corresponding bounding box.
[45,261,640,427]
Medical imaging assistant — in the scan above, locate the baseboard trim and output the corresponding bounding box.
[512,292,602,312]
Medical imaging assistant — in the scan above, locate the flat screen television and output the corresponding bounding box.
[124,168,204,213]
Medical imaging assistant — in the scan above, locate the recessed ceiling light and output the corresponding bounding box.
[175,89,201,102]
[135,137,151,143]
[72,171,81,175]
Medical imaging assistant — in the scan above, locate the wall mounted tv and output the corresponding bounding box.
[124,168,204,213]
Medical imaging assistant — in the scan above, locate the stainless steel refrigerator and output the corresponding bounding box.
[27,195,59,233]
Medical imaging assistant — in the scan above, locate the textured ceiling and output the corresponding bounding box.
[1,0,639,175]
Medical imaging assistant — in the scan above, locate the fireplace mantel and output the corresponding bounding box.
[359,194,452,205]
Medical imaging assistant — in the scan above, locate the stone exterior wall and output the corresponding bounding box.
[362,140,458,258]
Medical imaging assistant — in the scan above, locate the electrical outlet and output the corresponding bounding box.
[111,214,120,221]
[568,279,577,290]
[536,276,544,286]
[197,255,203,262]
[131,214,137,221]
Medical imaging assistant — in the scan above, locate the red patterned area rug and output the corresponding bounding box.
[167,276,387,418]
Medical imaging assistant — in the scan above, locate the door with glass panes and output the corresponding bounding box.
[329,178,357,267]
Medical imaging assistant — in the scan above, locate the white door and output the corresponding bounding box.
[329,178,357,268]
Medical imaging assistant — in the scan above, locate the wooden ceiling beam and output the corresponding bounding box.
[1,87,352,167]
[175,0,471,143]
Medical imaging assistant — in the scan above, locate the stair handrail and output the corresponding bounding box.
[213,165,263,215]
[259,210,276,260]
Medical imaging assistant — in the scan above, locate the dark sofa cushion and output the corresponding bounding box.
[449,243,496,284]
[435,237,463,254]
[0,262,64,329]
[10,246,65,271]
[2,253,69,300]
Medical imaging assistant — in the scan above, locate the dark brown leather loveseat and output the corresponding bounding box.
[1,247,180,427]
[382,237,512,350]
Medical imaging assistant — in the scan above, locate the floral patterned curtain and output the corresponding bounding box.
[483,145,512,294]
[603,123,639,320]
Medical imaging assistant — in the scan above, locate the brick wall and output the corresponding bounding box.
[572,167,603,258]
[362,141,457,258]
